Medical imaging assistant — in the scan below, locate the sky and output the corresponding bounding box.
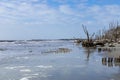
[0,0,120,40]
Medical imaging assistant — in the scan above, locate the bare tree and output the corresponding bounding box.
[82,24,90,42]
[82,24,95,42]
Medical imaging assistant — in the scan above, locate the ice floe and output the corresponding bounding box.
[5,66,26,70]
[36,65,53,69]
[20,77,29,80]
[20,69,31,72]
[24,73,39,76]
[19,76,36,80]
[16,57,29,60]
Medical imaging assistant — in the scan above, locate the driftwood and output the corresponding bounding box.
[82,41,95,47]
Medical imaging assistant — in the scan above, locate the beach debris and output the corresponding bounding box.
[109,44,115,47]
[41,48,72,54]
[74,39,81,43]
[94,41,105,47]
[97,47,116,52]
[82,40,95,47]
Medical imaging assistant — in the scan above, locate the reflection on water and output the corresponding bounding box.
[99,47,120,68]
[83,47,96,61]
[102,57,120,67]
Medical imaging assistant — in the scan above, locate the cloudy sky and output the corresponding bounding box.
[0,0,120,40]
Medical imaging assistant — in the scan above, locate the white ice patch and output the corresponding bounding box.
[5,67,16,70]
[5,66,26,70]
[20,69,31,72]
[20,77,29,80]
[16,57,29,60]
[39,74,52,78]
[110,79,115,80]
[20,76,36,80]
[24,73,39,76]
[36,65,53,69]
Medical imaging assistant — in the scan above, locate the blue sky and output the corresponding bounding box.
[0,0,120,40]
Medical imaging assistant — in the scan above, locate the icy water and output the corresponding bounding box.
[0,40,120,80]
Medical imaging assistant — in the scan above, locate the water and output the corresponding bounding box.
[0,40,120,80]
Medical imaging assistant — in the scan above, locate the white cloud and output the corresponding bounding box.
[52,0,88,4]
[0,0,119,39]
[59,5,74,15]
[0,1,54,24]
[105,5,120,15]
[0,0,119,28]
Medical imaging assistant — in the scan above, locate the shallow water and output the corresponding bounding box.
[0,40,120,80]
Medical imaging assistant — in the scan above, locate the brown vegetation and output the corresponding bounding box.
[95,21,120,42]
